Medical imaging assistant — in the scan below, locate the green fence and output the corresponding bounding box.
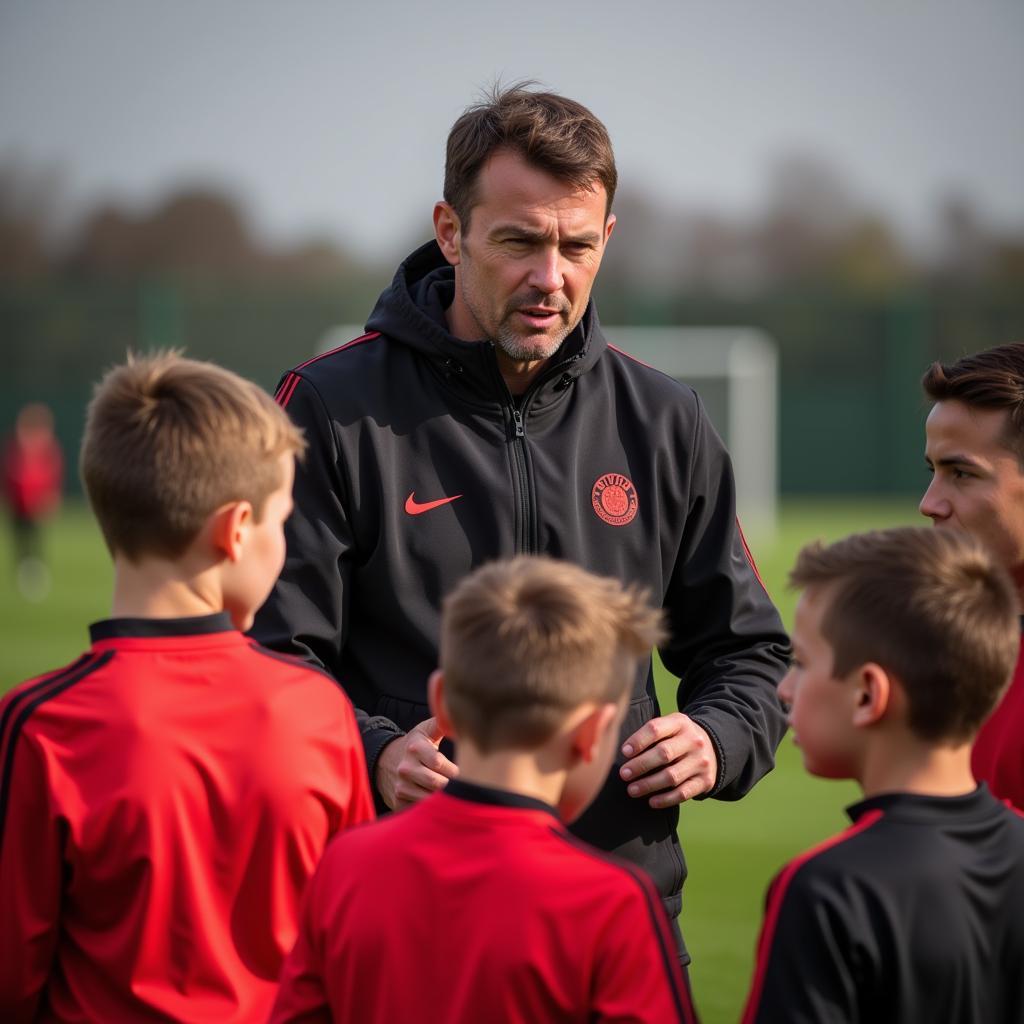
[3,280,1022,496]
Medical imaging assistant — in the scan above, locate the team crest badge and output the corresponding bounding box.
[591,473,639,527]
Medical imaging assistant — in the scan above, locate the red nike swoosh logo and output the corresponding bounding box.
[405,492,463,515]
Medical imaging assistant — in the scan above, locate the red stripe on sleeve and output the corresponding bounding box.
[737,518,769,594]
[740,809,884,1023]
[276,374,300,409]
[294,332,381,371]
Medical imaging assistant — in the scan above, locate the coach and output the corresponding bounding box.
[253,84,789,961]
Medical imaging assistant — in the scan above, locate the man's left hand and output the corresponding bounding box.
[619,713,718,808]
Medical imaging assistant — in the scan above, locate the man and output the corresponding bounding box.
[920,341,1024,807]
[253,84,789,960]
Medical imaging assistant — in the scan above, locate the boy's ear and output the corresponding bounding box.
[851,663,892,728]
[427,669,457,740]
[210,500,253,563]
[570,702,619,764]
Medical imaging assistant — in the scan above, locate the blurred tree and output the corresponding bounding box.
[0,157,63,281]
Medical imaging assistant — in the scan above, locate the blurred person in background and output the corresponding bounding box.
[920,342,1024,807]
[2,402,63,600]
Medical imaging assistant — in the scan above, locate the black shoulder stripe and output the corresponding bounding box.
[0,651,114,856]
[248,642,342,687]
[0,654,93,768]
[550,828,696,1024]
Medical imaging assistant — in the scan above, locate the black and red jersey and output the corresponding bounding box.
[270,779,698,1024]
[741,786,1024,1023]
[972,629,1024,809]
[0,613,375,1023]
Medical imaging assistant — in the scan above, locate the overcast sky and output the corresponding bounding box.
[1,0,1021,261]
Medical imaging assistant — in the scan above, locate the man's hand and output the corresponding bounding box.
[375,717,458,810]
[619,713,717,808]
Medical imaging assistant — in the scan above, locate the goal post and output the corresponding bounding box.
[605,327,778,540]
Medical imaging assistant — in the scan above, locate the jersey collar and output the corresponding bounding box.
[444,778,561,820]
[89,611,235,643]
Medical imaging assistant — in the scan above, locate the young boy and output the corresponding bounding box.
[0,353,375,1022]
[741,526,1024,1023]
[270,555,698,1024]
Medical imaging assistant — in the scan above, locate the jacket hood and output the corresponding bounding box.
[365,240,607,395]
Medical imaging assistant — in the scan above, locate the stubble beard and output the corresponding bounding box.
[493,318,570,363]
[491,289,576,363]
[456,259,576,363]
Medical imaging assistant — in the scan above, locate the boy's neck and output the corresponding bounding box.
[110,553,224,621]
[454,746,567,814]
[859,738,977,800]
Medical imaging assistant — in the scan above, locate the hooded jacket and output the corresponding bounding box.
[253,240,789,939]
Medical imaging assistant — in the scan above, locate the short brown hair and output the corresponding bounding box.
[790,527,1019,744]
[440,556,664,753]
[922,342,1024,466]
[81,351,305,561]
[444,82,617,227]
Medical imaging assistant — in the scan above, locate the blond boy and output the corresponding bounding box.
[271,555,698,1024]
[742,527,1024,1023]
[0,353,374,1022]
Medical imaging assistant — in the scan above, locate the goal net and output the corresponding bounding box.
[605,327,778,540]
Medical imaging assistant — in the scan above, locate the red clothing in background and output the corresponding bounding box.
[2,431,62,520]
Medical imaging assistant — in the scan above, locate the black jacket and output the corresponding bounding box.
[253,241,789,939]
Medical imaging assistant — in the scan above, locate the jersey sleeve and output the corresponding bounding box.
[741,862,863,1024]
[661,395,790,800]
[250,373,405,782]
[0,722,62,1021]
[592,871,698,1024]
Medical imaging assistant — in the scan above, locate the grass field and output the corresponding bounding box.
[1,497,923,1023]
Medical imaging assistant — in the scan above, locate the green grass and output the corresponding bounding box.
[0,504,112,686]
[1,497,924,1022]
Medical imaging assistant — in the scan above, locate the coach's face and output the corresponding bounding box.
[920,400,1024,584]
[434,148,615,374]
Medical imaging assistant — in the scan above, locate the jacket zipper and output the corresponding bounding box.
[491,348,579,555]
[509,405,533,554]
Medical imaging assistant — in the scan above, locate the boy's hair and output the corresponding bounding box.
[444,82,617,228]
[922,342,1024,467]
[81,351,305,561]
[790,527,1019,744]
[440,556,665,753]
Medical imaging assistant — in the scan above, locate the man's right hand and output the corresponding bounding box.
[375,717,459,810]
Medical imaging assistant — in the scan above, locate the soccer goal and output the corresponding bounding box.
[605,327,778,540]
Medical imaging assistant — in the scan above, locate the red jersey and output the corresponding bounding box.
[2,433,62,519]
[0,613,375,1023]
[270,779,697,1024]
[972,630,1024,809]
